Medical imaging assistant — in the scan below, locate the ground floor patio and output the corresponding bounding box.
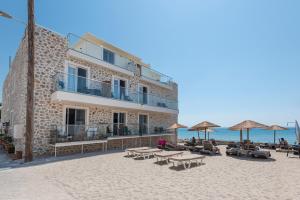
[1,146,300,200]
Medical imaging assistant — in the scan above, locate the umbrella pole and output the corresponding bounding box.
[197,130,200,140]
[205,128,207,140]
[240,129,243,143]
[247,128,249,141]
[175,128,178,144]
[274,130,276,144]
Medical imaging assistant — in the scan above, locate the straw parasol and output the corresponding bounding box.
[229,120,269,142]
[265,125,288,144]
[168,123,187,143]
[205,128,215,140]
[191,121,220,140]
[188,127,204,140]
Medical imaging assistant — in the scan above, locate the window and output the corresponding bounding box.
[113,112,126,136]
[139,85,148,104]
[65,108,86,138]
[113,78,127,100]
[103,48,115,64]
[67,66,87,93]
[139,114,148,135]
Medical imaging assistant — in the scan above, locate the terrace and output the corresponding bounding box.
[50,124,172,144]
[52,71,178,112]
[67,33,175,87]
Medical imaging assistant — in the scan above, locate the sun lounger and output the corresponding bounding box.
[164,143,187,151]
[126,147,150,156]
[226,147,240,156]
[154,151,184,163]
[169,154,205,169]
[200,141,220,155]
[249,150,271,159]
[134,148,163,159]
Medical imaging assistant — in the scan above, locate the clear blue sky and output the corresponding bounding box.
[0,0,299,126]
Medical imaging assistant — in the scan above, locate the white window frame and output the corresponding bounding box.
[63,105,89,127]
[64,61,91,91]
[112,110,128,136]
[112,75,129,98]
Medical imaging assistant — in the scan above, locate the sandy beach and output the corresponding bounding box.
[0,146,300,200]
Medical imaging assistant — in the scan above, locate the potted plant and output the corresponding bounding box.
[7,143,15,154]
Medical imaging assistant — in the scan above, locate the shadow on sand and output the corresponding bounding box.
[226,155,276,162]
[0,149,125,171]
[169,162,206,171]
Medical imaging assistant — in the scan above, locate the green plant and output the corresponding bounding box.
[4,135,13,143]
[7,143,15,154]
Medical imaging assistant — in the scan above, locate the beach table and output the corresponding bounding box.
[125,147,150,157]
[154,151,184,163]
[169,154,205,169]
[134,148,163,159]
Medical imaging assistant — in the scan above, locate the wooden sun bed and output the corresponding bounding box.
[154,151,184,163]
[134,148,163,159]
[249,150,271,158]
[169,154,205,169]
[125,147,150,156]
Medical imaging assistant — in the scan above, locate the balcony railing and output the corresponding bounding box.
[54,72,178,110]
[67,33,174,86]
[50,124,172,143]
[67,33,136,72]
[141,65,173,86]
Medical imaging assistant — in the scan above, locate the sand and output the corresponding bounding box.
[0,146,300,200]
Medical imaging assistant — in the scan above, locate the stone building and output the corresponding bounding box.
[1,26,178,157]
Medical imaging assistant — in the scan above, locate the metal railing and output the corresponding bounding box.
[67,33,174,86]
[54,72,178,110]
[50,124,172,143]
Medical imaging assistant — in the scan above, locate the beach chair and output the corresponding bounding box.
[134,148,163,159]
[169,154,205,169]
[164,143,187,151]
[200,141,220,155]
[249,150,271,159]
[154,151,184,163]
[126,147,150,157]
[226,147,240,156]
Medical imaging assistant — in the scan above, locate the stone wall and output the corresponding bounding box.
[33,27,68,155]
[1,32,28,152]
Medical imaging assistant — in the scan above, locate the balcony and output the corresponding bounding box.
[67,33,174,88]
[51,72,178,114]
[140,65,173,88]
[50,124,173,144]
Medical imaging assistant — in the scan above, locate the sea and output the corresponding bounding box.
[178,127,298,144]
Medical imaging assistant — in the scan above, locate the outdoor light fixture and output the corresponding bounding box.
[0,11,13,19]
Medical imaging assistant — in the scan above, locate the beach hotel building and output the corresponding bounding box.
[1,26,178,156]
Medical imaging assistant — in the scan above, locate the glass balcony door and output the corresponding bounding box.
[139,114,148,135]
[65,108,86,139]
[139,85,148,104]
[67,66,87,93]
[113,112,126,136]
[113,78,127,100]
